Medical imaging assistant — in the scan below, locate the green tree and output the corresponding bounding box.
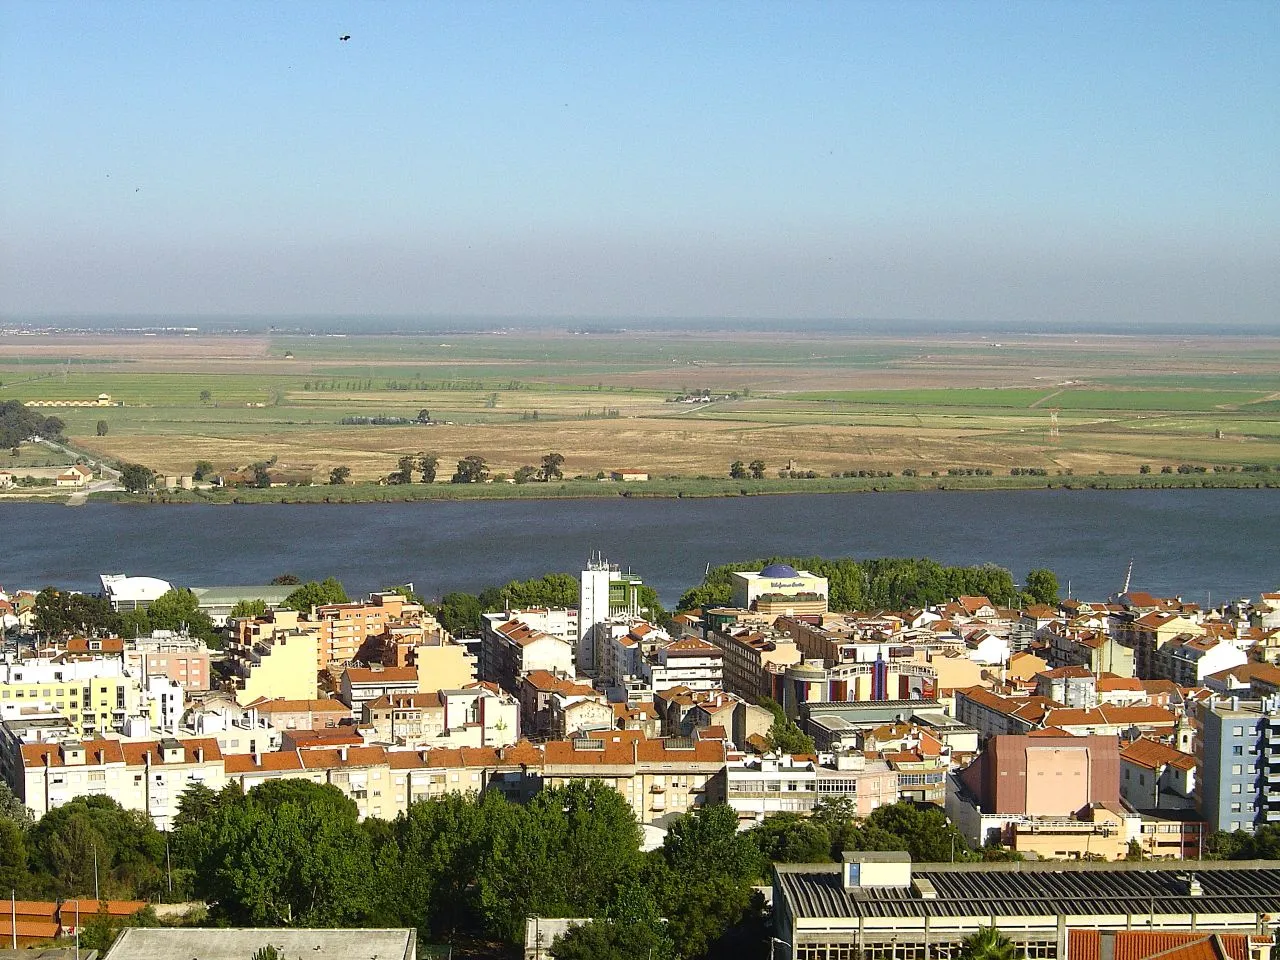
[0,819,30,896]
[0,399,66,446]
[431,592,483,636]
[0,779,32,826]
[328,465,351,485]
[177,781,374,926]
[120,463,153,494]
[1023,568,1060,606]
[252,462,272,488]
[193,459,214,481]
[80,904,159,954]
[749,459,766,480]
[729,460,748,479]
[958,927,1020,960]
[551,919,674,960]
[760,697,816,754]
[451,455,489,483]
[844,801,974,863]
[387,456,416,485]
[33,586,118,637]
[146,588,217,641]
[271,573,301,585]
[480,573,579,612]
[26,795,167,900]
[230,598,268,619]
[199,389,212,404]
[417,409,431,422]
[540,452,565,481]
[96,419,109,436]
[419,453,439,483]
[749,812,832,865]
[514,465,538,484]
[282,578,349,611]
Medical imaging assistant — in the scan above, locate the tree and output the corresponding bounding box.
[417,409,431,422]
[749,812,832,865]
[252,463,272,488]
[419,453,439,483]
[843,801,974,863]
[0,779,32,826]
[540,452,565,481]
[96,419,109,436]
[230,598,268,619]
[729,460,748,479]
[760,697,816,754]
[958,927,1020,960]
[551,919,674,960]
[34,587,118,637]
[146,588,218,642]
[193,459,214,481]
[431,592,483,636]
[451,455,489,483]
[328,466,351,485]
[749,459,766,480]
[514,465,538,484]
[1023,568,1059,606]
[282,578,348,611]
[479,573,579,612]
[199,389,212,404]
[271,574,301,585]
[387,456,416,485]
[0,399,66,447]
[0,819,30,896]
[120,463,153,494]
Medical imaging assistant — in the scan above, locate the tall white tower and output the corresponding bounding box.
[578,553,615,675]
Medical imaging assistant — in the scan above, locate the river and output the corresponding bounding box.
[1,489,1276,606]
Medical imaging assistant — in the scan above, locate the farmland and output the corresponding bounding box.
[1,325,1277,493]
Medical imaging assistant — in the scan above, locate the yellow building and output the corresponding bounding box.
[230,626,320,705]
[0,663,140,737]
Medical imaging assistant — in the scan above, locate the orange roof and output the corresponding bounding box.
[250,697,349,713]
[65,636,125,653]
[224,751,305,773]
[21,739,126,768]
[119,737,223,766]
[543,731,726,766]
[1045,704,1177,728]
[1068,931,1258,960]
[1120,737,1196,772]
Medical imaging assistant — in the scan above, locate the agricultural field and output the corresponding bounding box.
[1,326,1277,487]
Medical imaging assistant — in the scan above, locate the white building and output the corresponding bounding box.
[578,555,645,675]
[642,636,724,695]
[724,751,899,823]
[99,573,173,612]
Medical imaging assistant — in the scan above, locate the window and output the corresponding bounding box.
[1232,802,1242,812]
[1234,746,1244,756]
[1233,765,1243,775]
[1234,726,1245,736]
[1232,784,1242,794]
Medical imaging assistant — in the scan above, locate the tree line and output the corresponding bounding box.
[0,399,64,450]
[676,556,1060,612]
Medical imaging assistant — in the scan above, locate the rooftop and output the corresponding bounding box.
[776,861,1280,921]
[103,927,416,960]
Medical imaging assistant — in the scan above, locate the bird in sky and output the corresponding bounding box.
[339,34,351,41]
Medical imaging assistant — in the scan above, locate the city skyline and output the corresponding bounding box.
[1,0,1277,325]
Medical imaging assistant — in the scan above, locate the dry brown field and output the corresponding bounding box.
[3,328,1278,482]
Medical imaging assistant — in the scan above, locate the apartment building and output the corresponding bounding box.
[642,635,723,694]
[541,730,727,826]
[124,633,212,692]
[338,665,419,717]
[0,657,144,738]
[1193,694,1280,834]
[228,619,320,705]
[724,751,898,823]
[706,623,800,699]
[310,592,425,669]
[481,617,575,694]
[1151,635,1248,687]
[13,736,224,828]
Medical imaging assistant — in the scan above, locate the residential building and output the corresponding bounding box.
[311,592,426,669]
[1120,737,1197,811]
[1151,635,1248,687]
[642,635,724,694]
[1192,694,1280,834]
[228,618,319,705]
[724,751,898,823]
[480,616,575,694]
[706,623,801,700]
[0,657,144,738]
[338,665,419,718]
[540,730,726,826]
[124,632,212,692]
[579,555,644,675]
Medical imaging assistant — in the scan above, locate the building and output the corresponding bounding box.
[311,592,426,670]
[227,617,319,704]
[480,616,576,694]
[540,730,726,826]
[1193,694,1280,834]
[772,855,1280,960]
[102,928,417,960]
[0,657,145,738]
[782,658,937,716]
[338,665,419,717]
[724,751,898,823]
[124,633,212,692]
[188,584,295,627]
[579,556,645,675]
[99,574,173,612]
[54,464,93,488]
[1120,737,1197,811]
[642,635,724,694]
[731,564,828,616]
[707,621,802,700]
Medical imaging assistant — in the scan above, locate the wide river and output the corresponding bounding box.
[1,489,1276,607]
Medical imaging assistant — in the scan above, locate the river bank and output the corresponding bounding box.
[54,469,1280,505]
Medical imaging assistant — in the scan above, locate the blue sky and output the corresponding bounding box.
[1,0,1276,324]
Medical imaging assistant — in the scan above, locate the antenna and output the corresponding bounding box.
[1122,559,1133,596]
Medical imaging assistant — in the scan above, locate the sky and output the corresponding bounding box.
[0,0,1277,326]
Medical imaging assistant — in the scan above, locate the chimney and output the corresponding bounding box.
[339,744,348,761]
[196,747,204,764]
[253,752,262,767]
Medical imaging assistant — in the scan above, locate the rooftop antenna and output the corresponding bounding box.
[1122,559,1134,596]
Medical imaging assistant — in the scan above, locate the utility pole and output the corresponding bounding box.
[93,843,99,902]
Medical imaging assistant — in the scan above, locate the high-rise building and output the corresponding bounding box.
[578,554,645,675]
[1193,694,1280,834]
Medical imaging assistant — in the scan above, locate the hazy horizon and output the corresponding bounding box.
[2,1,1277,327]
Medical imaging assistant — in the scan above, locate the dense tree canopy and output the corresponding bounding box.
[678,556,1026,612]
[0,399,65,447]
[34,586,118,637]
[282,577,349,611]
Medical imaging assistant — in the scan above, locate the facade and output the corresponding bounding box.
[99,574,173,612]
[338,665,420,717]
[481,616,576,693]
[724,752,898,823]
[1120,737,1197,811]
[1193,695,1280,833]
[731,564,828,615]
[642,635,724,694]
[228,620,319,704]
[0,657,144,738]
[541,730,726,826]
[124,633,212,692]
[579,556,644,675]
[782,658,937,716]
[773,856,1280,960]
[707,623,801,700]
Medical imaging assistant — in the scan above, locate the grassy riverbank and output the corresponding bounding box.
[72,470,1280,505]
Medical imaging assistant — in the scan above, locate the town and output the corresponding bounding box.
[3,558,1280,958]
